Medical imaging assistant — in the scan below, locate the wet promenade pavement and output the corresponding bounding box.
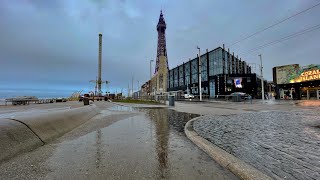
[0,101,83,119]
[194,110,320,179]
[0,103,238,180]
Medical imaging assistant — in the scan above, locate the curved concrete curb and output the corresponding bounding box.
[0,104,100,163]
[185,117,272,180]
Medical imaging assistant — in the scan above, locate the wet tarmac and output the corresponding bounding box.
[0,105,238,180]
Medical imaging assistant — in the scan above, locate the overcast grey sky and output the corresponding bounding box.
[1,0,320,97]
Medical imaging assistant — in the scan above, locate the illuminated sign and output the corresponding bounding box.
[300,69,320,81]
[290,68,320,83]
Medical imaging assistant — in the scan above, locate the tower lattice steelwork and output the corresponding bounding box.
[155,10,169,73]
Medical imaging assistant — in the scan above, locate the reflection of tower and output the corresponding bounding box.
[98,33,103,95]
[155,10,169,73]
[153,109,169,178]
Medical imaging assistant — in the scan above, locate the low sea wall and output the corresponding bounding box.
[0,104,100,163]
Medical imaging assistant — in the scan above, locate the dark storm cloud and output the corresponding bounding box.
[0,0,320,96]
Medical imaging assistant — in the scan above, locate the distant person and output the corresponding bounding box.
[248,94,252,104]
[285,90,290,99]
[292,91,296,100]
[244,94,252,104]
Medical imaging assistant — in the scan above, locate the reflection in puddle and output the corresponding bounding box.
[45,107,236,180]
[139,108,200,132]
[138,108,200,178]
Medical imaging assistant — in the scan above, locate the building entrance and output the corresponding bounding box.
[209,79,215,98]
[300,87,320,100]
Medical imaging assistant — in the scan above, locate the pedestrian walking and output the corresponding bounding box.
[244,94,252,104]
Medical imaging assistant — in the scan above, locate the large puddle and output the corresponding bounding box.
[44,106,238,179]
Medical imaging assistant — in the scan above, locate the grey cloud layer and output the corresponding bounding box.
[0,0,319,94]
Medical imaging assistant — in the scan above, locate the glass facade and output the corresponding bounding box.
[235,58,239,74]
[191,58,198,83]
[232,57,236,74]
[209,48,223,76]
[184,62,190,85]
[167,47,254,96]
[169,70,173,88]
[201,55,207,82]
[224,51,229,74]
[179,65,184,86]
[173,67,178,87]
[208,51,215,76]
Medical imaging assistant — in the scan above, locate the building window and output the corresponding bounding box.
[169,70,173,88]
[209,48,223,76]
[191,58,198,83]
[209,51,215,76]
[201,55,207,81]
[184,62,190,86]
[179,65,184,86]
[174,68,178,87]
[224,51,229,74]
[216,49,223,75]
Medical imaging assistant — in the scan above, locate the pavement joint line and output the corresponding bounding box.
[185,116,273,180]
[5,118,45,145]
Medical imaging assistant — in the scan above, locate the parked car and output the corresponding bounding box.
[184,93,195,99]
[56,97,67,102]
[230,92,248,99]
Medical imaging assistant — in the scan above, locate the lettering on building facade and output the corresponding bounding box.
[300,69,320,81]
[290,67,320,83]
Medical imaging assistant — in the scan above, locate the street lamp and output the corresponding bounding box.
[131,74,134,98]
[197,46,202,101]
[258,54,264,100]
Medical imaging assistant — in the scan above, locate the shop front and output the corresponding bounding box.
[273,64,320,100]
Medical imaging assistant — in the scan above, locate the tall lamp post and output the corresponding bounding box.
[259,54,264,100]
[131,74,134,98]
[197,46,202,101]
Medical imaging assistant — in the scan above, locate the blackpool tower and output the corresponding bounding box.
[154,10,169,73]
[152,10,169,94]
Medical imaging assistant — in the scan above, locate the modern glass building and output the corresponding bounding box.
[167,46,267,98]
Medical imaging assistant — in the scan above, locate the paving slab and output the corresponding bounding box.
[193,110,320,179]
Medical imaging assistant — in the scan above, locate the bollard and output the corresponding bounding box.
[83,97,89,106]
[169,95,175,106]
